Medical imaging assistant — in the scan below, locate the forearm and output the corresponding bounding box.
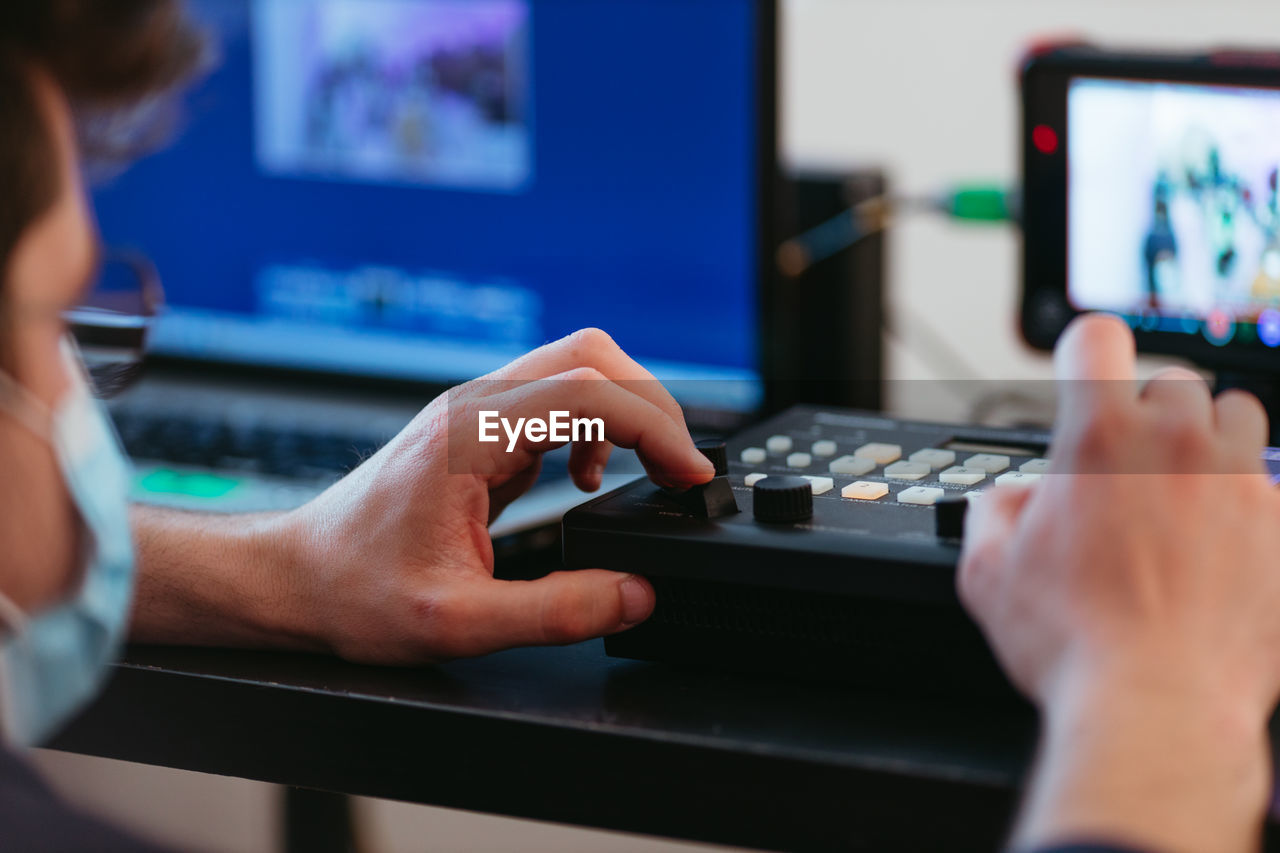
[128,505,321,651]
[1013,672,1271,853]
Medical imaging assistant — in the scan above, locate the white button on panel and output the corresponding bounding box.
[743,473,767,487]
[995,471,1041,486]
[964,490,985,499]
[883,461,930,481]
[766,435,793,454]
[853,442,902,464]
[939,466,986,486]
[841,481,889,501]
[964,453,1010,473]
[802,476,834,496]
[908,448,956,470]
[786,452,812,468]
[1019,458,1051,475]
[829,455,875,476]
[811,439,838,457]
[897,486,946,506]
[740,447,767,465]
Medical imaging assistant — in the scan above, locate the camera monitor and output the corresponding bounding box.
[1021,46,1280,374]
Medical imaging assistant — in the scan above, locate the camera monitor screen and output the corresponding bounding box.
[1068,77,1280,349]
[92,0,766,411]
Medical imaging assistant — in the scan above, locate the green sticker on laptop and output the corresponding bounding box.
[137,469,242,500]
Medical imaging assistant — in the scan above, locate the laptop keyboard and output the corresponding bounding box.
[111,409,385,480]
[110,409,574,484]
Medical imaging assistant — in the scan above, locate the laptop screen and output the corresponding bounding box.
[93,0,765,412]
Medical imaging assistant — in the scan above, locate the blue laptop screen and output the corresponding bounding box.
[92,0,763,408]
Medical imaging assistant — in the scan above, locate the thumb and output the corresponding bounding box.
[450,570,655,656]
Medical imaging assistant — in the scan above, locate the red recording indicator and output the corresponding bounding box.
[1032,124,1059,155]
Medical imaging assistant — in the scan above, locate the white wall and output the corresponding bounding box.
[783,0,1280,396]
[33,2,1280,850]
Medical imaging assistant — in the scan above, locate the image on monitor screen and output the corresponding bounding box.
[1068,77,1280,346]
[253,0,531,192]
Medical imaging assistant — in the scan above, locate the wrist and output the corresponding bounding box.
[224,510,330,653]
[130,506,328,651]
[1042,646,1271,742]
[1019,655,1271,853]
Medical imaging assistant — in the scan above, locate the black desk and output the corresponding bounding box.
[50,635,1280,852]
[49,638,1040,852]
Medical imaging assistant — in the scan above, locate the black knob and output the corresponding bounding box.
[753,475,813,523]
[695,439,728,476]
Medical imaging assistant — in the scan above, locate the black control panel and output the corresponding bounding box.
[565,406,1053,604]
[563,405,1280,690]
[562,406,1056,690]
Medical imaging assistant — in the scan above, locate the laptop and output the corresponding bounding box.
[96,0,775,538]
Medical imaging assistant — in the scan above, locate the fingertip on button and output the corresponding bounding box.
[694,438,729,477]
[696,455,717,479]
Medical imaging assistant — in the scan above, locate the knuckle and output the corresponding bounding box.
[558,368,608,410]
[568,327,618,359]
[562,365,606,384]
[1155,415,1212,459]
[1149,366,1202,384]
[1222,387,1265,410]
[1219,389,1267,424]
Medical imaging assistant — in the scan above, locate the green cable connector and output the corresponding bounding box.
[776,181,1019,276]
[945,185,1019,223]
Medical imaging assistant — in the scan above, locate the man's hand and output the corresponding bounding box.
[958,314,1280,853]
[273,328,711,663]
[129,328,713,664]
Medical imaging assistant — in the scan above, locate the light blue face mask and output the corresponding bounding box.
[0,340,137,747]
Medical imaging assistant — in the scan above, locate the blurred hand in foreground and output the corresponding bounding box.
[960,314,1280,853]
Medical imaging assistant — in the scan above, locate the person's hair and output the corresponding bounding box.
[0,1,205,327]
